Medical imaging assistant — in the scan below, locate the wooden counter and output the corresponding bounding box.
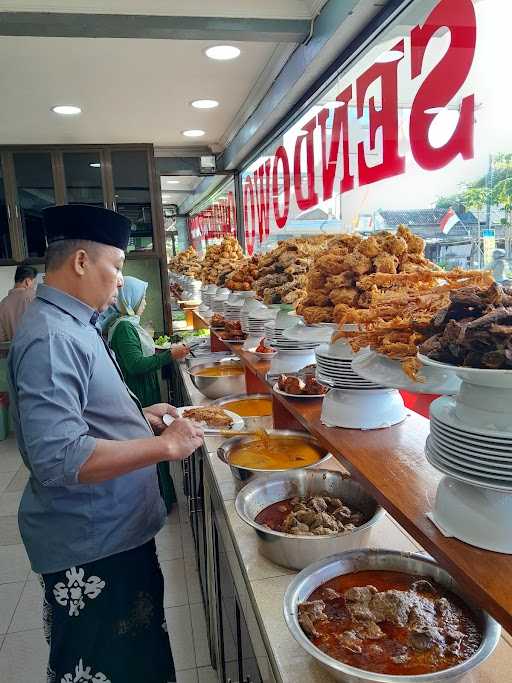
[196,313,512,633]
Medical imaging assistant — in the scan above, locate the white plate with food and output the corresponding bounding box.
[273,382,328,400]
[163,406,244,433]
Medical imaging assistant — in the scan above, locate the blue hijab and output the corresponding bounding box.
[107,276,155,356]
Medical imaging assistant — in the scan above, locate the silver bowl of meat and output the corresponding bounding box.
[235,469,384,569]
[284,549,500,683]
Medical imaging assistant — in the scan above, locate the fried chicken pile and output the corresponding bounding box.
[200,237,244,285]
[332,268,494,379]
[168,246,202,278]
[254,236,334,305]
[225,255,260,291]
[296,226,435,325]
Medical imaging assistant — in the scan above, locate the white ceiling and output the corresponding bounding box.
[0,36,286,146]
[161,175,203,206]
[0,1,326,19]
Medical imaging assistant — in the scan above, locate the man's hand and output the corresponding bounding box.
[159,418,204,461]
[144,403,179,435]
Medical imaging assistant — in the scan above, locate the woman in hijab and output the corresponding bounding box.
[108,275,189,510]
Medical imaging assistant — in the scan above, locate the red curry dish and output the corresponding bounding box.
[298,570,482,675]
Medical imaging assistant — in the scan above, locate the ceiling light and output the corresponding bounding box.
[89,162,101,168]
[205,45,240,61]
[191,99,219,109]
[166,179,180,184]
[51,105,82,115]
[182,129,205,137]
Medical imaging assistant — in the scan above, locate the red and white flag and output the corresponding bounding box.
[440,207,459,234]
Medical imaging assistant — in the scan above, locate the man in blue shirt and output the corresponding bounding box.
[8,204,203,683]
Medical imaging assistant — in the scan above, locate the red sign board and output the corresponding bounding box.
[242,0,476,254]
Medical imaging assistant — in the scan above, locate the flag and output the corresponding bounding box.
[440,207,459,234]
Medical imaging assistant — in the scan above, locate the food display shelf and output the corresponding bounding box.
[194,312,512,633]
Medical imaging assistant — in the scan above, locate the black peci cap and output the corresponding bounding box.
[42,204,131,252]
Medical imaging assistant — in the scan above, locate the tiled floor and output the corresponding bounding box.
[0,436,216,683]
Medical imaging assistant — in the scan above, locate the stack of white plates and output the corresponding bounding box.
[265,323,320,351]
[224,301,243,321]
[240,299,267,333]
[315,344,383,390]
[211,288,230,314]
[426,397,512,492]
[246,310,276,337]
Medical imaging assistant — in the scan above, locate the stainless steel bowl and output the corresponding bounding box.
[211,393,274,432]
[186,360,245,399]
[283,549,501,683]
[235,470,384,570]
[217,429,332,487]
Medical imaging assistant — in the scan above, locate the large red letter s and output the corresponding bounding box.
[410,0,476,170]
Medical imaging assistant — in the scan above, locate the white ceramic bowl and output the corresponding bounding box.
[434,475,512,553]
[321,388,407,429]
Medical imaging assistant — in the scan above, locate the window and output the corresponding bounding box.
[13,152,55,258]
[188,178,237,253]
[0,163,12,259]
[63,152,104,206]
[241,0,504,273]
[111,150,153,252]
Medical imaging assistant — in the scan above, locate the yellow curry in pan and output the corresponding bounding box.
[222,397,273,417]
[192,366,244,377]
[228,436,323,470]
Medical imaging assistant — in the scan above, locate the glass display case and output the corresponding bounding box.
[13,151,55,257]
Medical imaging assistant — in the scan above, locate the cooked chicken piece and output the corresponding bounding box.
[303,377,326,395]
[300,291,332,308]
[379,233,408,256]
[373,253,399,274]
[321,588,341,600]
[409,626,444,651]
[302,306,334,324]
[397,225,425,254]
[298,600,328,622]
[310,512,338,531]
[306,269,328,290]
[330,287,359,307]
[294,510,318,526]
[332,505,352,522]
[277,375,305,395]
[325,272,355,290]
[298,613,319,638]
[344,251,373,275]
[357,236,381,258]
[327,497,343,509]
[345,586,378,603]
[315,253,349,276]
[335,630,363,653]
[182,407,233,428]
[308,496,328,513]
